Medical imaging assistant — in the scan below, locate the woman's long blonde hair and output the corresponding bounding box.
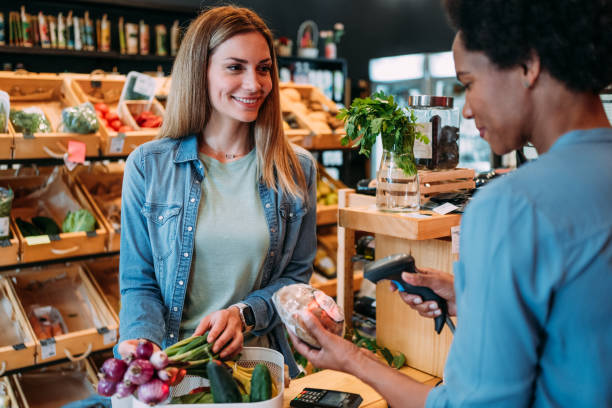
[160,6,307,199]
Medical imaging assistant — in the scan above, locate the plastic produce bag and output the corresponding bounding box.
[272,283,344,348]
[9,107,52,134]
[61,101,100,134]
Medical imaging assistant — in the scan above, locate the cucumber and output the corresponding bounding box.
[249,363,272,402]
[207,360,242,403]
[32,216,61,235]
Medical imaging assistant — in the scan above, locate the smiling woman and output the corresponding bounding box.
[116,5,317,386]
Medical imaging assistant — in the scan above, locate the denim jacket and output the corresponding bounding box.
[118,134,317,377]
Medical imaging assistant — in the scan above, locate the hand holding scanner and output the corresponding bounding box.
[364,254,455,334]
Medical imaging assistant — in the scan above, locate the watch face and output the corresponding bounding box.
[243,306,255,327]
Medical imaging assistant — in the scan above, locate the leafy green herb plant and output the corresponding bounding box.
[337,91,428,176]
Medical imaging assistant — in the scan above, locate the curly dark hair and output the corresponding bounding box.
[444,0,612,93]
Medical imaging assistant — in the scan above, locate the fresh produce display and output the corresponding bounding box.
[0,101,7,133]
[97,336,278,405]
[27,305,66,339]
[31,216,61,235]
[61,101,100,134]
[9,108,52,134]
[62,208,96,233]
[134,110,163,128]
[317,176,338,206]
[16,217,43,237]
[280,87,344,134]
[94,102,134,132]
[87,178,121,231]
[0,187,13,240]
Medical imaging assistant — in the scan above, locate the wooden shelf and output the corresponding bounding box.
[0,45,174,62]
[316,204,338,226]
[310,271,363,298]
[339,205,460,241]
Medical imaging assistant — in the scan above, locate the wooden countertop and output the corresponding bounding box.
[283,366,441,407]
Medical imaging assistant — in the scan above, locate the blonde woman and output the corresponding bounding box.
[117,6,316,378]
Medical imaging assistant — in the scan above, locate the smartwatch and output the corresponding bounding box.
[233,303,255,332]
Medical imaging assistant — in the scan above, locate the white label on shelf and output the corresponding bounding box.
[401,213,430,219]
[433,202,458,215]
[133,74,157,97]
[0,217,8,237]
[25,235,51,246]
[451,225,460,254]
[103,328,118,345]
[414,122,432,159]
[109,135,126,154]
[41,338,57,360]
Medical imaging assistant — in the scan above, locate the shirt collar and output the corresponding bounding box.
[174,133,200,164]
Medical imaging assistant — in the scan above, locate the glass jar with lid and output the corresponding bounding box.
[407,95,460,170]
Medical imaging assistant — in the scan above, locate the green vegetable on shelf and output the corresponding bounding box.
[16,217,43,237]
[0,104,6,133]
[62,209,96,233]
[61,101,100,134]
[31,216,61,235]
[9,108,52,134]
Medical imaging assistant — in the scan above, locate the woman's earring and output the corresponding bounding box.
[523,81,531,89]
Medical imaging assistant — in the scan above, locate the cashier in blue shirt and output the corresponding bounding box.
[288,0,612,407]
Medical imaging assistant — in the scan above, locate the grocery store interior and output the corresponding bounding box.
[0,0,611,407]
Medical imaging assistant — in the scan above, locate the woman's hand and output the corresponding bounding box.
[391,267,457,317]
[117,339,161,360]
[193,307,244,358]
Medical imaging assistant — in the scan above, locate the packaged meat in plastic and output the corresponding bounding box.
[272,283,344,348]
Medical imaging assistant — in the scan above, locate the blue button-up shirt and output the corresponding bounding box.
[427,128,612,407]
[117,134,317,377]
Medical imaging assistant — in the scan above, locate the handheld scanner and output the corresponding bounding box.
[364,254,448,334]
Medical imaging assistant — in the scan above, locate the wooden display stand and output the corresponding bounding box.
[0,72,100,159]
[0,220,20,267]
[67,74,163,156]
[337,189,460,378]
[0,126,12,159]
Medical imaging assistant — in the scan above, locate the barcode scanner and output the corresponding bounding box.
[364,254,455,334]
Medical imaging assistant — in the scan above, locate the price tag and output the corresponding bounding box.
[401,213,430,219]
[433,202,459,215]
[40,338,57,360]
[68,140,86,163]
[98,327,118,345]
[0,216,9,238]
[109,133,126,154]
[25,235,51,246]
[302,132,314,148]
[133,74,157,97]
[451,225,460,254]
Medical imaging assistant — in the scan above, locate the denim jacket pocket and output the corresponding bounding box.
[142,202,182,260]
[279,203,306,223]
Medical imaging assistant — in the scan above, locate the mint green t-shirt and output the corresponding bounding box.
[179,149,270,338]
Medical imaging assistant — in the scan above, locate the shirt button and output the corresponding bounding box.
[270,251,275,257]
[169,333,174,338]
[173,307,178,312]
[289,212,294,217]
[178,280,184,285]
[184,252,189,257]
[158,215,163,221]
[190,198,195,203]
[187,226,193,232]
[270,228,276,233]
[265,203,271,208]
[195,180,200,184]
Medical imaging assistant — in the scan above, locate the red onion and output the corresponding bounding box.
[137,379,170,405]
[124,359,154,385]
[100,358,128,382]
[97,378,117,397]
[115,381,136,399]
[135,340,154,360]
[149,350,169,370]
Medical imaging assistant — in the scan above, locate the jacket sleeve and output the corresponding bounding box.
[246,153,317,333]
[118,148,167,347]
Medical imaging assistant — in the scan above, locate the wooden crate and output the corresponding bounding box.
[7,264,118,365]
[74,164,123,252]
[279,83,347,150]
[419,168,475,203]
[0,377,21,407]
[0,167,108,263]
[0,279,37,373]
[0,121,12,159]
[81,256,120,323]
[68,75,163,156]
[0,72,100,159]
[0,219,20,267]
[11,357,98,407]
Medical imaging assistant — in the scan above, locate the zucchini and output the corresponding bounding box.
[207,360,242,403]
[249,363,272,402]
[32,216,61,235]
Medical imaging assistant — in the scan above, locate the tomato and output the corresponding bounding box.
[110,119,122,131]
[94,103,109,115]
[118,125,134,132]
[105,111,119,122]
